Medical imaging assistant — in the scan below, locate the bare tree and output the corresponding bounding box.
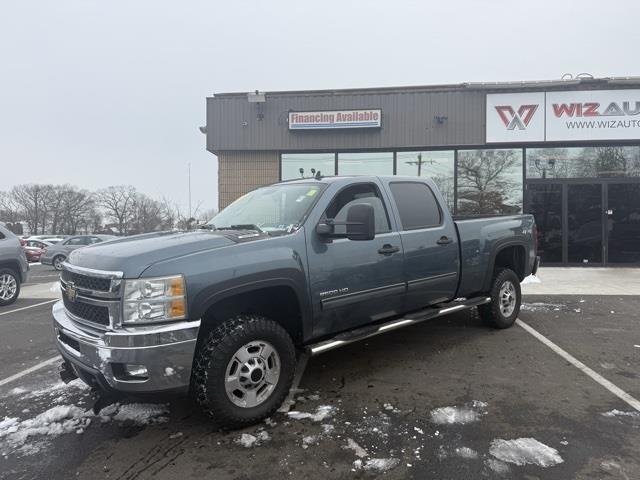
[10,184,57,235]
[130,193,164,234]
[98,186,137,235]
[457,150,521,215]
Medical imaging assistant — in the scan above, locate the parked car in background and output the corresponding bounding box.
[41,235,117,270]
[22,239,54,263]
[0,224,29,306]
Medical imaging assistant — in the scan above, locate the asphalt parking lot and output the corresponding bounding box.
[1,266,639,480]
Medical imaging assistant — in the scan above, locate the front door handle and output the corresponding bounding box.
[437,236,453,245]
[378,244,400,255]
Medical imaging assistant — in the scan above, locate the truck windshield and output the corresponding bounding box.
[207,184,323,234]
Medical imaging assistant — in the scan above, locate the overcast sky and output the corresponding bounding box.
[1,0,637,212]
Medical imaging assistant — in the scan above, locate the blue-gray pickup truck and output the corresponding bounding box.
[53,175,538,428]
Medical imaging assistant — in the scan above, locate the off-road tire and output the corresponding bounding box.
[478,268,521,329]
[192,314,296,430]
[0,268,20,306]
[53,255,66,271]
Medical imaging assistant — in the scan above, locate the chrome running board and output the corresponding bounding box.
[308,296,491,356]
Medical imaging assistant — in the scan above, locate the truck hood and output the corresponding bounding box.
[67,231,237,278]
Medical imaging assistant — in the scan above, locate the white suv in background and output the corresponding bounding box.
[0,224,29,306]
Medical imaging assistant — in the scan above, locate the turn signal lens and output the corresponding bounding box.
[168,277,185,297]
[169,299,186,318]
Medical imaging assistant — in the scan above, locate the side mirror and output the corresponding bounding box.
[346,203,375,241]
[315,203,376,241]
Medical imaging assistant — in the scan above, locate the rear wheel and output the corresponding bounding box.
[192,314,296,430]
[0,268,20,306]
[478,268,521,329]
[53,255,66,271]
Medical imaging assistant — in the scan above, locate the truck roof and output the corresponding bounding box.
[277,175,430,186]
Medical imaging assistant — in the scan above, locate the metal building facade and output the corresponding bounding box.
[206,78,640,266]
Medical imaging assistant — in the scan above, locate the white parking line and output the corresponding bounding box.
[0,299,58,317]
[516,318,640,412]
[0,355,61,387]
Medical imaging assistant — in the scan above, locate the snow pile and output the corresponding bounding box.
[235,430,270,448]
[353,458,400,472]
[430,406,480,425]
[489,438,564,467]
[302,435,319,449]
[287,405,335,422]
[521,275,541,285]
[0,405,90,456]
[7,387,27,396]
[455,447,478,459]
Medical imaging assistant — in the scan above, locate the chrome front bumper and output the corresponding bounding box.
[52,300,200,393]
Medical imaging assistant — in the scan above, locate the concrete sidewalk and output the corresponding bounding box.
[522,267,640,296]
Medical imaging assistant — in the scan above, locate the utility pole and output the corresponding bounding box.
[405,153,435,176]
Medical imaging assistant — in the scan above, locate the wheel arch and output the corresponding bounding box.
[192,278,311,347]
[483,242,528,292]
[0,260,23,282]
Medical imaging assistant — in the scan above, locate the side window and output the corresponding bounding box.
[324,183,391,234]
[65,237,85,246]
[390,182,442,230]
[87,237,101,244]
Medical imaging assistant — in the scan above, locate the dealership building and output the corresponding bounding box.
[205,77,640,266]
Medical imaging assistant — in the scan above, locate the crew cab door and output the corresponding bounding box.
[385,180,459,310]
[306,182,405,337]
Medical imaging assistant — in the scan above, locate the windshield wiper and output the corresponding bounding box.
[213,224,264,233]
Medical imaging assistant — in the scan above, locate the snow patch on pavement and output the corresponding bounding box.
[485,458,510,474]
[344,437,368,458]
[287,405,335,422]
[455,446,478,459]
[353,458,400,472]
[489,438,564,467]
[521,302,564,312]
[1,401,169,457]
[521,275,541,285]
[235,430,270,448]
[602,409,639,418]
[430,406,480,425]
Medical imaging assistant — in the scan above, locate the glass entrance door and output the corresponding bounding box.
[527,184,563,263]
[607,183,640,264]
[567,184,604,264]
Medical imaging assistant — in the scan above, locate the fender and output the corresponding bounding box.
[482,239,530,292]
[190,272,313,342]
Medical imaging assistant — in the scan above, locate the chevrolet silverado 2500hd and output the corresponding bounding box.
[53,175,538,428]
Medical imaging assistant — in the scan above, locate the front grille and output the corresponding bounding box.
[63,295,110,326]
[61,269,112,292]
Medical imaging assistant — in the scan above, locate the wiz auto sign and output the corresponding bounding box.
[486,90,640,142]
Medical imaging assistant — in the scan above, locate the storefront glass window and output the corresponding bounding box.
[338,152,393,176]
[396,151,455,211]
[526,146,640,178]
[456,149,523,215]
[281,153,335,180]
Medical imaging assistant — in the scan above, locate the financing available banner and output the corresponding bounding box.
[288,109,381,130]
[487,89,640,143]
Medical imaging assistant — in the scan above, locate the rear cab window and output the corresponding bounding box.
[389,182,442,230]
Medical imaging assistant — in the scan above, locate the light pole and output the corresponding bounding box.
[188,162,192,220]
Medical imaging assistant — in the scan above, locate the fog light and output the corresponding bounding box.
[123,364,148,378]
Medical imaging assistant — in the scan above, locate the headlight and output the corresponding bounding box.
[122,275,187,324]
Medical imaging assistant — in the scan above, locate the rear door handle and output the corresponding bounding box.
[378,244,400,255]
[437,236,453,245]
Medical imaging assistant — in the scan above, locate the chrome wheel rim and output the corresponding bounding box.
[54,257,64,270]
[225,340,280,408]
[499,280,517,317]
[0,274,17,301]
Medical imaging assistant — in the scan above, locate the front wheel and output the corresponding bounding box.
[192,314,296,430]
[53,255,66,271]
[0,268,20,306]
[478,268,521,329]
